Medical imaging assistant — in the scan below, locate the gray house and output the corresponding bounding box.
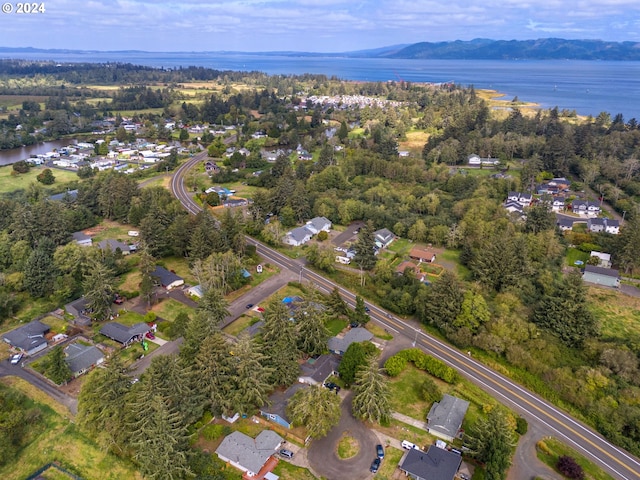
[582,265,620,288]
[328,327,374,355]
[283,226,313,247]
[426,394,470,442]
[399,446,462,480]
[215,430,282,477]
[305,216,332,234]
[72,231,92,247]
[100,322,150,346]
[64,343,104,377]
[260,382,307,429]
[2,320,50,355]
[374,228,396,248]
[299,354,340,385]
[151,266,185,290]
[97,239,132,255]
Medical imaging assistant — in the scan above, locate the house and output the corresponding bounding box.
[72,231,92,247]
[64,343,104,377]
[395,261,426,282]
[557,218,575,231]
[588,218,620,234]
[151,266,185,290]
[582,265,620,288]
[328,327,374,355]
[2,320,50,356]
[299,354,340,385]
[507,191,520,202]
[48,189,78,202]
[572,200,600,216]
[409,246,437,263]
[260,382,306,429]
[305,216,332,235]
[467,153,499,166]
[551,196,566,212]
[224,198,249,208]
[604,219,620,234]
[399,445,462,480]
[374,228,396,249]
[65,297,92,326]
[97,239,131,255]
[590,251,612,268]
[215,430,283,477]
[426,394,470,442]
[506,191,531,207]
[283,227,313,247]
[504,200,525,215]
[99,322,150,346]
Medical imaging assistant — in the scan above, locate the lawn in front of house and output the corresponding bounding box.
[565,247,590,267]
[326,317,348,336]
[272,461,318,480]
[151,297,194,322]
[366,322,393,340]
[0,378,142,480]
[156,256,197,285]
[374,446,403,479]
[388,364,432,420]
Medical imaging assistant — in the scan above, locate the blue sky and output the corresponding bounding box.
[1,0,640,52]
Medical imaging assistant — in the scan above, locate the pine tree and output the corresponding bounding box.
[465,408,517,480]
[47,345,71,385]
[327,287,349,316]
[353,295,370,324]
[227,334,273,415]
[23,243,57,297]
[82,259,116,321]
[261,300,300,386]
[196,287,230,330]
[295,301,330,356]
[353,221,377,270]
[338,341,379,386]
[194,332,231,415]
[287,385,341,438]
[415,271,465,330]
[352,357,391,424]
[137,242,156,307]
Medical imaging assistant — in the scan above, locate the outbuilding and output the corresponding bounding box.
[582,265,620,288]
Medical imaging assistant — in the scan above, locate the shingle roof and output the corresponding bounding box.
[584,265,619,278]
[151,266,183,286]
[328,327,374,353]
[300,354,340,384]
[427,394,470,439]
[261,383,307,425]
[215,430,282,475]
[400,446,462,480]
[64,343,104,374]
[2,320,50,352]
[286,226,312,243]
[97,239,130,253]
[99,322,149,344]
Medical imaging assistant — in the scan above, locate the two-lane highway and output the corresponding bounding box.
[170,156,640,480]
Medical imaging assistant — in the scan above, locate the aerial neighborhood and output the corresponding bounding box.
[1,61,639,480]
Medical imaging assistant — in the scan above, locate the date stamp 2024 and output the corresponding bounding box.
[2,2,46,14]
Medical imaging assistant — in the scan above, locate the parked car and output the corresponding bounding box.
[323,382,338,390]
[401,440,418,450]
[113,294,125,304]
[376,444,385,459]
[245,303,254,309]
[128,230,139,237]
[279,449,294,459]
[145,331,155,340]
[10,353,23,365]
[370,458,381,473]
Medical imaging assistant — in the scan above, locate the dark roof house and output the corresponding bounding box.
[582,265,620,288]
[2,320,50,355]
[97,239,131,255]
[399,446,462,480]
[64,343,104,377]
[151,266,185,289]
[426,394,470,442]
[299,354,340,385]
[328,327,374,355]
[72,231,92,247]
[374,228,396,248]
[260,382,307,429]
[65,297,92,326]
[99,322,149,346]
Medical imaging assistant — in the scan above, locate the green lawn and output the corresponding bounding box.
[536,437,614,480]
[387,238,413,256]
[223,314,260,336]
[388,365,432,420]
[89,219,138,243]
[374,446,403,480]
[157,257,197,285]
[566,247,590,267]
[150,298,193,322]
[366,322,393,340]
[326,317,348,336]
[0,165,79,195]
[0,378,142,480]
[272,461,318,480]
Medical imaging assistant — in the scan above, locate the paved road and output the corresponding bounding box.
[0,358,78,415]
[171,154,640,480]
[307,391,378,480]
[508,422,562,480]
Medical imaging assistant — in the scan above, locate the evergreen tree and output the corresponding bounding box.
[353,221,377,270]
[23,241,57,297]
[196,287,230,330]
[353,295,370,324]
[466,408,516,480]
[327,287,349,316]
[415,271,465,330]
[617,214,640,275]
[287,385,341,438]
[194,332,230,415]
[295,301,330,356]
[532,271,597,347]
[227,334,273,415]
[47,345,72,385]
[137,242,156,307]
[82,259,116,321]
[352,357,391,424]
[338,121,349,141]
[261,300,300,386]
[338,341,379,386]
[77,356,131,452]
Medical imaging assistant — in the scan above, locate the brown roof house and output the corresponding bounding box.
[409,246,437,264]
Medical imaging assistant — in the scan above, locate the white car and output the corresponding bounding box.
[10,353,23,365]
[128,230,139,237]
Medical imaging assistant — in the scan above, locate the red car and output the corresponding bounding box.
[145,331,155,340]
[113,294,125,304]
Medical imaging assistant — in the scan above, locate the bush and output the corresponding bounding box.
[557,455,585,479]
[421,377,442,404]
[515,417,528,435]
[12,160,30,173]
[201,423,231,441]
[317,230,328,241]
[384,354,407,376]
[394,348,460,384]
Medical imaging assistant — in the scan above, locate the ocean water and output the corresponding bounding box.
[2,51,640,119]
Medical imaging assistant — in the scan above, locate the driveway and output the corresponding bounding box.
[332,221,364,247]
[307,391,379,480]
[507,421,562,480]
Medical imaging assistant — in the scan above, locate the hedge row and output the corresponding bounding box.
[384,348,461,384]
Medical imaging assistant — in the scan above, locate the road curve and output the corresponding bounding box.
[169,156,640,480]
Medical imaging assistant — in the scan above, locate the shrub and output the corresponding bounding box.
[515,417,528,435]
[421,377,442,404]
[202,423,231,441]
[536,440,551,455]
[557,455,585,479]
[12,160,30,174]
[317,230,328,241]
[384,354,407,376]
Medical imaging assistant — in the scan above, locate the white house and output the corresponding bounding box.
[305,216,332,235]
[283,227,312,247]
[588,218,620,235]
[572,200,601,216]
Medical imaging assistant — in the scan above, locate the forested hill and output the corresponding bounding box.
[377,38,640,60]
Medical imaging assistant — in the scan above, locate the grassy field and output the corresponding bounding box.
[157,256,197,285]
[0,377,142,480]
[223,314,260,336]
[272,461,318,480]
[326,318,348,336]
[85,219,139,243]
[337,433,360,459]
[0,165,79,195]
[151,297,193,322]
[374,446,403,480]
[536,436,614,480]
[366,322,393,340]
[388,365,432,419]
[588,287,640,346]
[566,247,590,267]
